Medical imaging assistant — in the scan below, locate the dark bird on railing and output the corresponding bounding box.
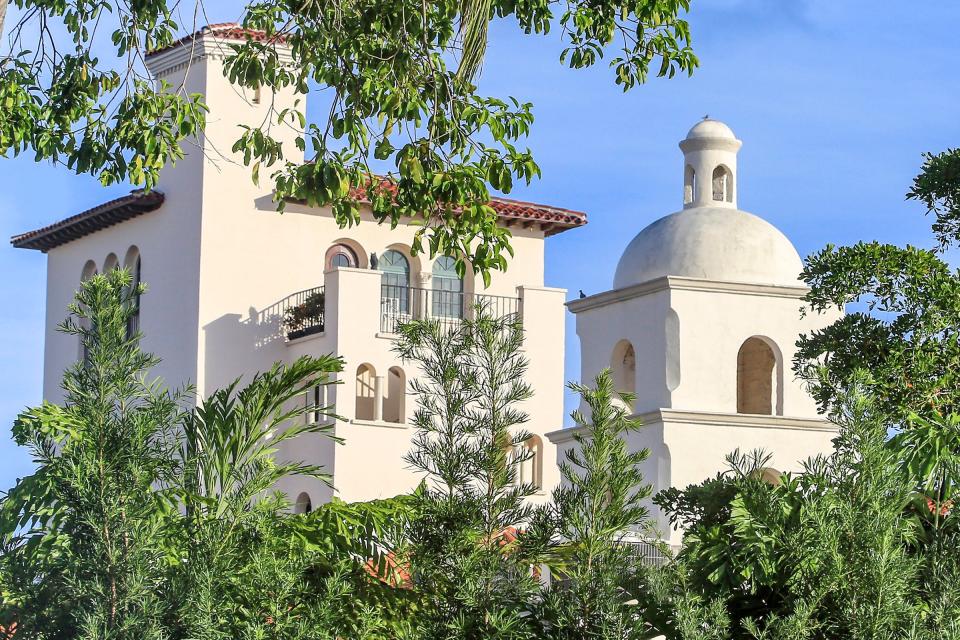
[370,252,378,269]
[579,289,586,299]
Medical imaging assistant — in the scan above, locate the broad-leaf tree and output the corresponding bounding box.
[1,0,697,280]
[796,148,960,527]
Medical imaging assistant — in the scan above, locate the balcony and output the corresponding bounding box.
[280,286,325,340]
[379,284,520,334]
[277,278,522,342]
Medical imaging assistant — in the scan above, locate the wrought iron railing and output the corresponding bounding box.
[280,286,325,340]
[552,539,671,592]
[380,284,521,334]
[620,539,670,568]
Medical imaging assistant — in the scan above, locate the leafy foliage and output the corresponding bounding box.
[0,270,411,639]
[653,384,960,640]
[2,0,696,280]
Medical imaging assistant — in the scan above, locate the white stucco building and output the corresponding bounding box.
[13,24,841,541]
[547,118,841,546]
[11,24,580,509]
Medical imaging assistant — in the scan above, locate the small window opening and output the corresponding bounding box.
[684,165,696,204]
[293,492,312,514]
[712,165,733,202]
[355,364,377,421]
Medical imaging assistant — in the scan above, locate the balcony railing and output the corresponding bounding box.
[380,284,520,334]
[281,286,325,340]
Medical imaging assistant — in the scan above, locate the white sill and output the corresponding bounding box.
[375,332,397,340]
[350,418,409,430]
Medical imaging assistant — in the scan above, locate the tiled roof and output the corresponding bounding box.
[345,180,587,236]
[11,182,586,252]
[11,190,165,252]
[487,195,587,235]
[146,22,288,58]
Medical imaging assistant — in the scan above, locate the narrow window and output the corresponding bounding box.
[293,492,312,514]
[252,84,262,105]
[127,255,142,339]
[355,364,377,421]
[431,256,464,319]
[380,250,411,328]
[306,384,325,424]
[518,436,543,490]
[383,366,406,423]
[80,260,98,364]
[712,165,733,202]
[684,165,696,204]
[610,340,636,400]
[737,337,777,414]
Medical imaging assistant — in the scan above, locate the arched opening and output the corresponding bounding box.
[326,242,359,269]
[103,253,119,272]
[79,261,98,363]
[610,340,636,401]
[684,164,696,204]
[517,436,543,490]
[383,366,406,423]
[81,260,98,282]
[431,256,464,318]
[355,363,377,421]
[380,249,412,331]
[737,337,778,415]
[759,467,782,486]
[712,165,733,203]
[123,247,142,339]
[293,492,313,514]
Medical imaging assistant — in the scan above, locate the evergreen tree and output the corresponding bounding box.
[0,269,180,639]
[394,306,547,640]
[539,369,657,639]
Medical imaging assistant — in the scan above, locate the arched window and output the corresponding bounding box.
[355,363,377,421]
[293,492,313,514]
[517,436,543,490]
[611,340,636,400]
[81,260,98,282]
[759,468,782,486]
[712,165,733,202]
[123,247,142,339]
[326,243,359,269]
[79,261,98,363]
[684,165,696,204]
[431,256,464,318]
[383,366,406,423]
[380,250,411,315]
[737,337,777,415]
[103,253,119,272]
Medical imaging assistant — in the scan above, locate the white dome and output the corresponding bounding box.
[613,206,804,289]
[685,118,736,141]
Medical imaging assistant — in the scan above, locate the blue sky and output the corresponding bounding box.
[1,0,958,489]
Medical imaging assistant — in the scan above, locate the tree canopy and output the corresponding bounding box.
[0,0,697,280]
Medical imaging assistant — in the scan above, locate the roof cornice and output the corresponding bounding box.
[145,24,293,78]
[568,275,809,313]
[546,409,835,444]
[11,191,165,252]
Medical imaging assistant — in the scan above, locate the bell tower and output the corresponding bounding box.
[549,119,842,546]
